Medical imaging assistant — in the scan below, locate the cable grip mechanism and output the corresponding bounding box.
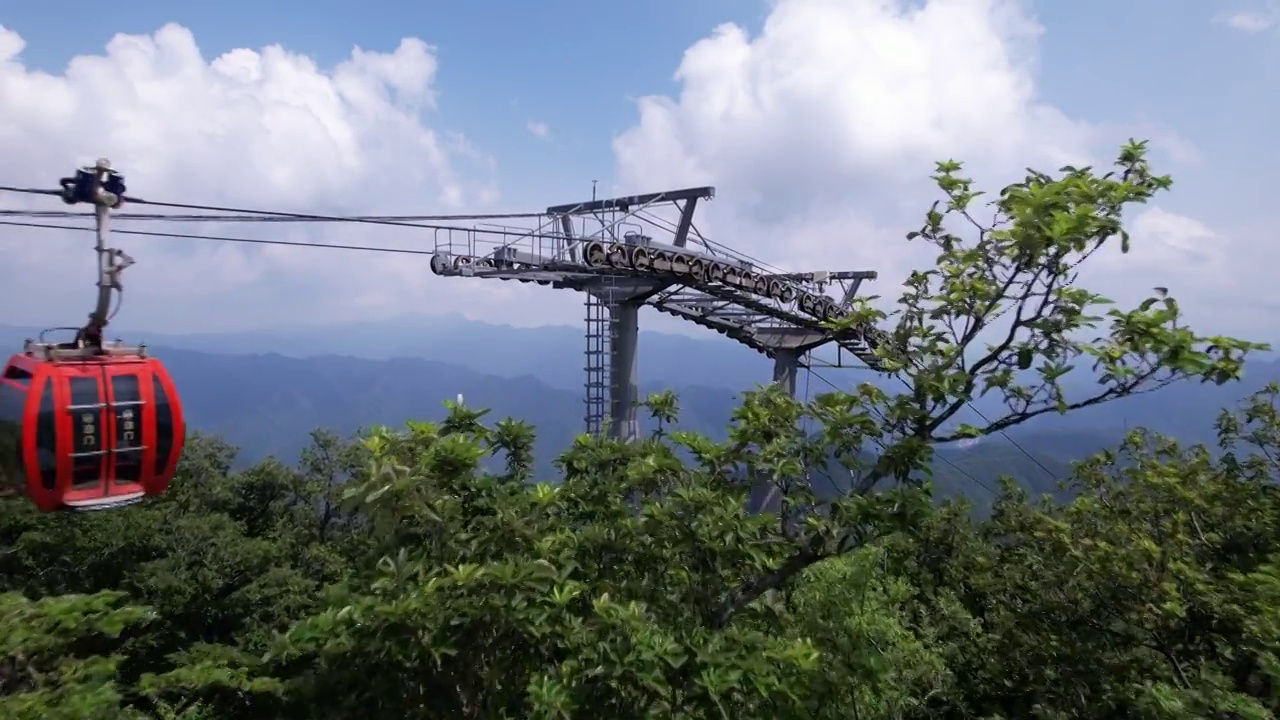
[57,158,131,351]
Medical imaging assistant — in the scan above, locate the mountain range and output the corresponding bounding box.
[0,315,1273,502]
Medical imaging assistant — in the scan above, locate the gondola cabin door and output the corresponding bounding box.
[59,362,143,509]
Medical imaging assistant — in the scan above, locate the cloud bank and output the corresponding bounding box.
[0,22,560,332]
[611,0,1262,341]
[0,3,1266,346]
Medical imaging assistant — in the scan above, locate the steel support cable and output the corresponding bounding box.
[957,395,1058,481]
[0,220,439,256]
[5,201,1025,494]
[1,216,845,329]
[880,356,1059,479]
[0,206,1040,475]
[0,184,544,230]
[0,187,845,322]
[0,202,540,240]
[810,330,1056,484]
[0,187,678,253]
[10,207,998,494]
[805,365,1000,496]
[0,208,546,223]
[634,207,788,275]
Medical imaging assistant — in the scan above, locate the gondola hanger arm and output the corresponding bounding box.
[57,158,130,349]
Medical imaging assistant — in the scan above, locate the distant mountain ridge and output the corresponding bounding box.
[135,346,746,476]
[5,315,1273,435]
[0,314,774,393]
[0,318,1271,500]
[149,345,1116,501]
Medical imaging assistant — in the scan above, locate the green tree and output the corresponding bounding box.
[890,385,1280,718]
[726,140,1267,614]
[0,431,374,720]
[251,398,835,718]
[0,590,152,720]
[782,549,949,719]
[146,140,1261,719]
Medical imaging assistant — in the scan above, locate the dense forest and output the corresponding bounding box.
[2,144,1278,719]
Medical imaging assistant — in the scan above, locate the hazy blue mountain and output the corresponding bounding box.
[5,316,1270,448]
[158,347,582,477]
[0,314,774,393]
[143,345,748,477]
[994,362,1280,450]
[152,345,1121,497]
[1,317,1273,483]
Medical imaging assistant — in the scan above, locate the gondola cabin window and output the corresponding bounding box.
[111,373,144,485]
[69,373,105,489]
[0,378,25,497]
[150,373,178,481]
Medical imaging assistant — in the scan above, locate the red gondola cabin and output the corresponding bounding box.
[0,352,184,512]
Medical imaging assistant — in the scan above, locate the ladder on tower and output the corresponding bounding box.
[583,291,611,436]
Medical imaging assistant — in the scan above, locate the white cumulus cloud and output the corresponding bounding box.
[0,23,581,334]
[1216,5,1277,33]
[526,121,551,140]
[612,0,1262,340]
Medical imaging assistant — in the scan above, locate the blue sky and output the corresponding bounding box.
[1032,0,1278,224]
[0,0,1276,339]
[8,0,1270,213]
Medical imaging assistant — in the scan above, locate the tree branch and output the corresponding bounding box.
[932,370,1175,442]
[707,533,829,630]
[923,262,1060,437]
[707,455,897,630]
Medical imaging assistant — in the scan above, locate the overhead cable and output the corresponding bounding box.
[0,184,544,230]
[0,208,546,223]
[4,176,1050,492]
[0,204,538,240]
[0,220,439,256]
[806,365,1003,496]
[0,185,749,263]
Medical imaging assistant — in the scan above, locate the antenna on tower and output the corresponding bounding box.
[591,180,597,202]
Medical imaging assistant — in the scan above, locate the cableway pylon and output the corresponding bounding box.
[429,186,891,474]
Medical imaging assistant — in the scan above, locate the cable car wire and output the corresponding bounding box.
[880,373,1057,482]
[0,201,542,240]
[0,184,544,229]
[3,171,1047,501]
[6,215,1063,487]
[0,219,440,256]
[805,364,1006,497]
[0,208,547,223]
[0,185,759,272]
[0,185,773,274]
[955,396,1058,481]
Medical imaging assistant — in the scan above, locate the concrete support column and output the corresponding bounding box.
[747,348,804,514]
[609,300,640,443]
[772,348,800,397]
